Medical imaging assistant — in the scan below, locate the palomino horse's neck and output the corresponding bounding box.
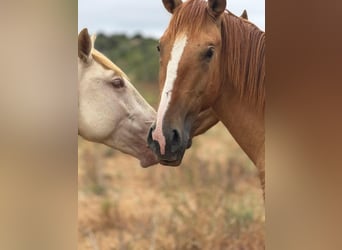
[213,12,265,192]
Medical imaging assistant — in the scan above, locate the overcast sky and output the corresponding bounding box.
[78,0,264,38]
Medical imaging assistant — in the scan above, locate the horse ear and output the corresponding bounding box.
[207,0,226,18]
[78,28,93,63]
[162,0,182,14]
[90,34,97,45]
[240,9,248,20]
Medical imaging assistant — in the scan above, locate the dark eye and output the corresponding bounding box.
[156,45,160,52]
[205,46,215,59]
[110,77,125,88]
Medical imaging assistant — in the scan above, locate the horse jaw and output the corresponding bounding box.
[103,114,159,167]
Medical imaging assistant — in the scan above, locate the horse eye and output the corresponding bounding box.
[111,77,125,88]
[156,45,160,52]
[205,46,215,59]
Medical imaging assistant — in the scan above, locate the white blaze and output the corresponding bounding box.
[152,34,188,155]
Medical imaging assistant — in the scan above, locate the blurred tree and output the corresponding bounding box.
[94,33,159,86]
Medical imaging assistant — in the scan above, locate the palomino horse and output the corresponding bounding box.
[78,28,158,167]
[147,0,265,192]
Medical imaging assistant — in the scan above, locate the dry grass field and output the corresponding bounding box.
[78,121,264,250]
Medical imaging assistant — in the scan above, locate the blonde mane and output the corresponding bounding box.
[91,49,129,79]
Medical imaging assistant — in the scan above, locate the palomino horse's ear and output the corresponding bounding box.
[162,0,182,14]
[207,0,226,18]
[78,28,92,63]
[240,9,248,20]
[90,34,97,46]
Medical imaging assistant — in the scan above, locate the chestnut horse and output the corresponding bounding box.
[147,0,265,192]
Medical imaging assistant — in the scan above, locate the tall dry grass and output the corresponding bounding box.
[78,123,264,250]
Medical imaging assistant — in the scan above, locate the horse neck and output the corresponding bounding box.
[213,82,264,168]
[213,14,265,187]
[213,83,265,190]
[220,12,265,108]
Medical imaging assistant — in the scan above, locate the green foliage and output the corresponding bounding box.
[95,33,160,85]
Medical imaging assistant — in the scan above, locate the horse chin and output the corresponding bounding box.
[140,159,157,168]
[158,147,186,167]
[138,148,159,168]
[159,158,182,167]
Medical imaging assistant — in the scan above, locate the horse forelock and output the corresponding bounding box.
[91,49,129,79]
[166,0,210,38]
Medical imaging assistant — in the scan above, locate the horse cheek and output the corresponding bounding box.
[203,81,219,106]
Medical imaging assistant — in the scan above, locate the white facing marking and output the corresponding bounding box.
[152,34,188,155]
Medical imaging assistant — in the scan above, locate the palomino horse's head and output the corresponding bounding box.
[147,0,226,165]
[78,28,158,167]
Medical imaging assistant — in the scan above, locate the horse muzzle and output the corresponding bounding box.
[147,124,191,166]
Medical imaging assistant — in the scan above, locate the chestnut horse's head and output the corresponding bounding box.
[147,0,226,165]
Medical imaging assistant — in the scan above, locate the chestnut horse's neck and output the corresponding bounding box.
[213,83,265,191]
[213,12,265,191]
[220,11,265,109]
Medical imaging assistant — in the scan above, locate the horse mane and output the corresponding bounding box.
[91,49,129,79]
[167,0,265,109]
[165,0,210,38]
[221,11,265,109]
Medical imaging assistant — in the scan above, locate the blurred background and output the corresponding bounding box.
[78,0,265,249]
[2,1,341,250]
[78,0,265,37]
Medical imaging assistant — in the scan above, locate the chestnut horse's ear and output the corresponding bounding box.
[162,0,182,14]
[78,28,93,63]
[240,9,248,20]
[207,0,226,18]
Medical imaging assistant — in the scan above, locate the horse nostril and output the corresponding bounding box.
[171,129,181,153]
[187,138,192,149]
[172,129,180,143]
[147,126,155,146]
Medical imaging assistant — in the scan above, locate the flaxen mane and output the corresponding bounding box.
[167,0,265,108]
[92,49,128,79]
